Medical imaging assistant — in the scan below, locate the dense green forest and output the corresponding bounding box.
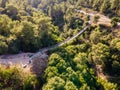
[0,0,120,90]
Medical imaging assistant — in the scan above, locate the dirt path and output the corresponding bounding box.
[95,64,120,84]
[0,53,33,66]
[0,25,89,67]
[0,9,119,68]
[75,9,112,26]
[95,65,107,80]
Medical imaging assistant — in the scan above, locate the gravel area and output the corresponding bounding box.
[0,53,33,67]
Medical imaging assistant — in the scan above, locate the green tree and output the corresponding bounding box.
[111,0,120,16]
[90,29,101,44]
[111,38,120,51]
[48,53,67,73]
[19,21,37,52]
[0,15,12,36]
[0,67,22,89]
[44,66,59,80]
[0,41,8,54]
[97,78,118,90]
[79,84,90,90]
[100,0,111,14]
[91,43,110,65]
[3,4,19,20]
[43,76,65,90]
[92,0,103,11]
[73,53,88,66]
[111,17,120,27]
[65,81,78,90]
[93,15,100,23]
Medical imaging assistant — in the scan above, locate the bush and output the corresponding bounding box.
[0,41,8,54]
[0,66,39,90]
[0,66,23,89]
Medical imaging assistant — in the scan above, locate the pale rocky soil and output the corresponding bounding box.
[0,53,33,66]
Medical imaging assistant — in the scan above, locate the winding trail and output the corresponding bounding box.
[0,25,90,67]
[95,65,107,80]
[0,9,119,82]
[0,9,117,67]
[30,25,89,60]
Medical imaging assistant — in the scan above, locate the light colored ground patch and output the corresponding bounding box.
[0,53,33,67]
